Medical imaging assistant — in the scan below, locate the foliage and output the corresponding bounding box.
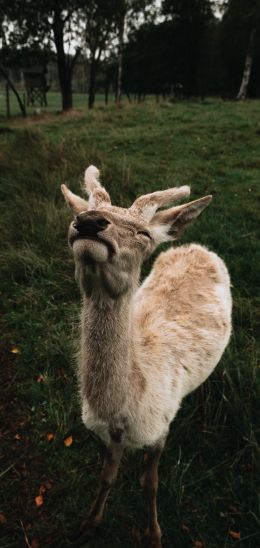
[162,0,214,97]
[0,100,259,547]
[1,1,260,103]
[0,0,85,110]
[220,0,260,97]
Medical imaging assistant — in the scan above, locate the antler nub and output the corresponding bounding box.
[84,165,111,208]
[84,165,101,193]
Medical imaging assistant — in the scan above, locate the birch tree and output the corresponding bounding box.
[236,27,256,100]
[222,0,260,100]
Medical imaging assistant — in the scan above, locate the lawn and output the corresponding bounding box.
[0,90,114,117]
[0,99,259,548]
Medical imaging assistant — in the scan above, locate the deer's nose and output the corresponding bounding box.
[74,212,110,236]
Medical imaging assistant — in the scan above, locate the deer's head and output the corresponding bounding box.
[62,166,211,299]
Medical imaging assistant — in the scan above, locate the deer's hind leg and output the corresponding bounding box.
[140,443,164,548]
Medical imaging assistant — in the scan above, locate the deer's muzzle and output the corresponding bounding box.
[73,212,110,237]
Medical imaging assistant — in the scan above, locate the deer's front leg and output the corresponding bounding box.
[80,442,123,537]
[141,445,164,548]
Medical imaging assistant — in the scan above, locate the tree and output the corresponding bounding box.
[83,1,118,109]
[162,0,214,97]
[222,0,260,100]
[51,2,82,110]
[114,0,156,105]
[4,0,84,110]
[0,0,26,116]
[123,21,174,98]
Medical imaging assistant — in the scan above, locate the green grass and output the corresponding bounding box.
[0,100,259,547]
[0,90,114,117]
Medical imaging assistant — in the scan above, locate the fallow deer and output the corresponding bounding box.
[61,166,232,547]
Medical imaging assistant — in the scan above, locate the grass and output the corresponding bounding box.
[0,99,259,548]
[0,90,114,117]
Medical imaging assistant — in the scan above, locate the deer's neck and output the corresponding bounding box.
[80,291,135,420]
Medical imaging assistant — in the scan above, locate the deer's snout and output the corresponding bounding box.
[74,212,110,236]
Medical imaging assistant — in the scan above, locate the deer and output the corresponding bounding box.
[61,165,232,547]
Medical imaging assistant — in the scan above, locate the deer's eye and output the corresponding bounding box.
[137,230,152,240]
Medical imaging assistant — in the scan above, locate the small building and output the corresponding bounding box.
[23,66,50,107]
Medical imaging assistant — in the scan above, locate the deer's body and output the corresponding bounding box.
[61,166,232,547]
[81,243,231,450]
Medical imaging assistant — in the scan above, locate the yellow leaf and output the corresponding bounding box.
[10,346,20,354]
[35,495,44,507]
[64,435,73,447]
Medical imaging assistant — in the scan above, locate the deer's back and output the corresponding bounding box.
[135,244,232,398]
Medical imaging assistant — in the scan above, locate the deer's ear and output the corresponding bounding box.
[149,196,212,245]
[61,184,89,215]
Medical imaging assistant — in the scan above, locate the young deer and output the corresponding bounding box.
[61,166,232,547]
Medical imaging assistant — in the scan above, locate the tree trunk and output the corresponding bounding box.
[60,80,73,111]
[88,60,97,109]
[0,64,26,117]
[105,82,109,104]
[116,14,125,106]
[236,29,255,101]
[53,11,73,111]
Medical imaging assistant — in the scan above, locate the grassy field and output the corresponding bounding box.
[0,100,259,548]
[0,90,113,117]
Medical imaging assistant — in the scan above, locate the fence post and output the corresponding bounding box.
[6,83,10,117]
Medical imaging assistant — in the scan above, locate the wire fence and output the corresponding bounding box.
[0,88,115,118]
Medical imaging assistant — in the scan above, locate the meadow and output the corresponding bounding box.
[0,90,111,117]
[0,98,259,547]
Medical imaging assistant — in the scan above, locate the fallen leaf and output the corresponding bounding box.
[47,433,54,442]
[64,435,73,447]
[35,495,44,507]
[0,513,7,524]
[228,530,241,540]
[10,346,20,354]
[14,433,21,440]
[31,539,40,548]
